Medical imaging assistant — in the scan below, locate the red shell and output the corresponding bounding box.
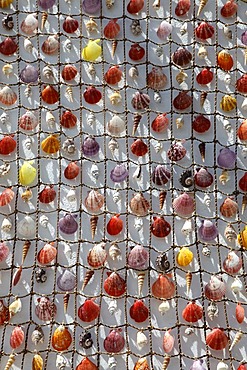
[60,111,77,128]
[107,214,123,235]
[221,0,238,18]
[0,188,15,206]
[104,271,126,297]
[237,366,247,370]
[195,22,215,40]
[37,242,57,265]
[130,138,148,156]
[238,119,247,141]
[236,74,247,94]
[10,326,24,349]
[175,0,191,16]
[239,173,247,191]
[64,161,80,180]
[76,358,98,370]
[0,300,9,325]
[129,43,145,61]
[152,274,175,299]
[217,50,234,71]
[196,68,214,85]
[42,85,59,104]
[0,135,16,155]
[61,65,78,81]
[151,113,169,133]
[151,216,171,238]
[192,115,211,133]
[63,16,79,33]
[173,91,192,110]
[206,328,228,350]
[129,300,149,323]
[39,185,56,203]
[0,37,18,56]
[127,0,144,14]
[104,66,123,85]
[236,302,245,324]
[103,19,120,39]
[182,301,203,322]
[52,325,72,351]
[84,86,102,104]
[78,299,100,322]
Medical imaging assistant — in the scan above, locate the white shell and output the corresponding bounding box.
[154,91,162,103]
[64,38,72,51]
[24,85,32,98]
[46,111,56,128]
[91,164,99,179]
[9,297,22,317]
[17,215,35,237]
[88,63,96,78]
[25,136,33,150]
[109,242,121,260]
[39,214,49,228]
[1,217,12,232]
[181,219,193,236]
[24,38,34,53]
[180,23,187,35]
[64,244,72,260]
[155,45,163,57]
[134,217,143,231]
[112,189,121,203]
[241,97,247,111]
[197,45,208,59]
[154,141,163,153]
[203,193,211,207]
[223,25,232,39]
[224,73,232,85]
[217,361,229,370]
[66,188,76,202]
[66,86,73,102]
[87,112,96,126]
[176,116,184,129]
[207,301,219,320]
[184,327,194,336]
[242,146,247,158]
[2,64,13,77]
[223,119,231,132]
[108,138,119,156]
[158,300,170,314]
[129,66,139,79]
[231,277,243,294]
[42,65,54,79]
[136,331,148,349]
[62,139,76,154]
[107,115,125,136]
[109,91,122,105]
[56,354,67,369]
[0,162,10,177]
[0,112,9,124]
[108,299,117,314]
[108,356,117,369]
[202,246,211,257]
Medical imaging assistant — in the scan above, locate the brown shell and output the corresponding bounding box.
[130,138,148,156]
[172,47,192,67]
[104,65,123,85]
[237,119,247,142]
[52,325,72,351]
[61,65,78,81]
[147,67,167,90]
[129,193,150,216]
[87,242,107,268]
[220,197,238,218]
[152,274,175,299]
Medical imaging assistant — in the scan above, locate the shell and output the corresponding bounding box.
[104,66,122,85]
[1,217,12,233]
[152,165,171,186]
[104,19,120,39]
[130,300,149,323]
[38,185,56,204]
[200,91,207,107]
[157,21,172,40]
[152,274,175,299]
[76,358,98,370]
[196,67,214,85]
[129,66,139,79]
[31,326,44,346]
[217,50,234,71]
[205,276,226,301]
[229,331,243,351]
[19,111,38,131]
[109,242,121,261]
[128,245,149,269]
[137,331,148,349]
[4,354,15,370]
[0,299,9,324]
[206,328,228,350]
[147,67,167,90]
[84,190,104,213]
[151,216,171,238]
[182,301,203,322]
[35,296,57,321]
[179,170,194,188]
[63,16,79,33]
[81,270,94,291]
[41,134,60,154]
[64,161,80,180]
[104,271,126,297]
[41,35,59,54]
[239,173,247,191]
[236,302,245,324]
[90,215,98,239]
[110,164,128,182]
[134,358,150,370]
[127,0,144,14]
[84,86,102,104]
[129,193,150,216]
[159,190,167,209]
[158,300,170,315]
[52,325,72,351]
[130,19,142,36]
[162,356,170,370]
[0,86,17,106]
[177,247,194,266]
[217,148,236,169]
[10,326,24,349]
[38,0,56,9]
[79,330,93,349]
[163,330,175,353]
[175,0,191,16]
[0,242,9,262]
[107,115,125,136]
[151,113,169,133]
[20,13,38,35]
[24,38,33,53]
[194,167,213,187]
[129,43,145,61]
[221,0,238,17]
[78,298,100,322]
[19,64,39,84]
[82,39,102,62]
[82,0,101,13]
[82,136,100,157]
[131,139,148,157]
[107,214,123,235]
[220,95,237,112]
[223,251,242,274]
[37,242,57,265]
[57,269,76,291]
[172,47,192,67]
[86,18,98,32]
[176,70,188,84]
[195,22,215,40]
[238,119,247,142]
[17,215,35,237]
[220,197,238,218]
[173,193,194,218]
[0,37,18,56]
[42,85,59,104]
[41,12,48,30]
[198,220,218,242]
[0,188,14,206]
[191,360,207,370]
[236,74,247,94]
[207,302,219,320]
[225,223,237,242]
[87,242,107,268]
[32,353,43,370]
[61,65,78,81]
[186,271,192,294]
[59,213,78,234]
[173,91,192,110]
[2,15,14,31]
[109,90,122,105]
[156,252,170,272]
[104,328,125,353]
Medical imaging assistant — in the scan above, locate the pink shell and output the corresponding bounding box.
[172,192,194,218]
[37,242,57,265]
[127,245,149,269]
[10,326,24,349]
[175,0,191,16]
[194,167,213,188]
[104,328,125,353]
[163,330,175,353]
[0,242,9,262]
[221,0,238,18]
[204,276,226,301]
[84,189,104,213]
[223,251,242,274]
[35,296,57,321]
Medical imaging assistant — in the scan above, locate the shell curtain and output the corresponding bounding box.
[0,0,247,369]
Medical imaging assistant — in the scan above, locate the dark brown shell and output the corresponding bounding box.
[172,47,192,67]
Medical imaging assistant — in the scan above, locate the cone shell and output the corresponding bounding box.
[0,299,9,324]
[134,358,150,370]
[129,193,150,216]
[10,326,24,349]
[41,35,59,54]
[64,161,80,180]
[87,242,107,268]
[0,86,17,106]
[147,67,167,90]
[151,113,169,133]
[130,138,148,156]
[0,37,18,56]
[172,47,192,67]
[90,215,98,239]
[162,355,170,370]
[42,85,59,104]
[163,330,175,353]
[107,214,123,235]
[104,65,122,85]
[138,272,145,296]
[177,247,194,266]
[4,354,15,370]
[221,0,238,17]
[84,189,104,213]
[175,0,191,16]
[103,19,120,39]
[76,358,98,370]
[220,197,238,218]
[52,325,72,351]
[206,328,228,350]
[130,299,149,323]
[236,302,245,324]
[82,270,94,290]
[159,190,167,209]
[152,274,175,299]
[37,242,57,265]
[195,21,214,40]
[41,134,60,154]
[78,298,100,322]
[182,301,203,322]
[104,271,126,297]
[186,271,192,294]
[217,50,234,71]
[173,193,194,218]
[151,216,171,238]
[127,0,144,14]
[204,276,226,301]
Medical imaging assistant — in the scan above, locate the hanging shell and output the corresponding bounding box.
[4,354,15,370]
[205,276,226,301]
[41,134,60,154]
[52,325,72,351]
[137,331,148,349]
[129,193,150,216]
[197,0,208,15]
[109,242,121,261]
[206,328,228,350]
[229,331,243,351]
[81,270,94,290]
[152,274,175,299]
[32,353,43,370]
[84,189,104,213]
[87,242,107,268]
[31,326,45,345]
[177,247,194,266]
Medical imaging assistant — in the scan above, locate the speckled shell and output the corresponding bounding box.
[206,328,228,350]
[129,193,150,216]
[0,86,17,105]
[87,242,107,268]
[131,91,150,110]
[173,193,194,218]
[127,245,149,269]
[52,325,72,351]
[84,190,104,213]
[163,330,175,353]
[182,301,203,322]
[167,141,187,161]
[152,274,175,299]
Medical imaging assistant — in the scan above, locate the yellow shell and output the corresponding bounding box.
[177,247,193,267]
[41,134,60,154]
[0,0,13,8]
[32,353,43,370]
[220,95,237,112]
[238,225,247,249]
[19,161,37,186]
[82,39,102,62]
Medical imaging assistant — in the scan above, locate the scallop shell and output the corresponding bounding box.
[127,245,149,270]
[87,242,107,268]
[41,134,60,154]
[172,47,192,67]
[41,35,59,55]
[129,193,150,216]
[173,193,194,218]
[204,276,226,301]
[52,325,72,352]
[20,13,38,35]
[107,115,125,136]
[147,67,167,90]
[0,86,17,106]
[220,197,238,218]
[84,189,104,213]
[152,274,175,299]
[206,328,228,350]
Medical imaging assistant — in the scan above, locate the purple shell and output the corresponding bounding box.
[103,329,125,353]
[152,165,171,186]
[127,245,149,269]
[241,30,247,46]
[217,148,236,169]
[82,0,101,14]
[59,213,78,234]
[20,64,39,84]
[157,21,172,41]
[57,269,76,291]
[38,0,56,9]
[82,136,100,157]
[190,360,206,370]
[110,164,128,182]
[198,220,218,242]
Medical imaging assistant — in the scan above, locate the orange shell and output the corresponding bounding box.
[127,0,144,14]
[236,302,245,324]
[104,271,126,297]
[151,274,175,299]
[220,197,238,218]
[130,138,148,156]
[37,242,57,265]
[0,188,14,206]
[217,50,233,71]
[238,119,247,142]
[104,65,123,85]
[52,325,72,351]
[103,19,120,39]
[134,358,150,370]
[41,134,60,154]
[206,327,228,350]
[76,357,98,370]
[64,161,80,180]
[10,326,24,349]
[0,135,16,155]
[182,301,203,322]
[42,85,59,104]
[38,185,56,203]
[0,86,17,105]
[221,0,238,18]
[61,65,78,81]
[60,111,77,129]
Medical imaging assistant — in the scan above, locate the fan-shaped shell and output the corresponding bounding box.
[0,188,15,206]
[82,136,100,156]
[0,243,9,262]
[59,214,78,234]
[104,65,122,85]
[60,111,77,129]
[147,67,167,90]
[42,85,59,104]
[0,135,16,155]
[199,220,218,242]
[129,193,150,216]
[131,138,148,156]
[206,328,228,350]
[220,197,238,218]
[76,358,98,370]
[236,74,247,94]
[0,299,9,324]
[163,330,175,353]
[107,214,123,235]
[173,193,194,218]
[104,271,126,297]
[104,328,125,353]
[104,19,120,39]
[192,115,211,133]
[84,86,102,104]
[110,164,128,182]
[0,37,17,56]
[220,95,237,112]
[182,301,203,322]
[130,300,149,323]
[127,245,149,269]
[237,119,247,142]
[87,242,107,268]
[10,326,24,349]
[172,47,192,67]
[0,86,17,106]
[0,0,13,7]
[217,50,233,71]
[41,35,59,54]
[57,269,76,291]
[41,134,60,154]
[156,21,172,41]
[151,216,171,237]
[195,21,214,40]
[151,113,169,133]
[173,91,192,110]
[221,0,238,18]
[217,148,236,169]
[78,299,100,322]
[52,325,72,351]
[107,115,125,136]
[35,296,57,321]
[37,242,57,265]
[175,0,191,16]
[239,173,247,191]
[129,43,145,61]
[177,247,194,266]
[131,91,150,110]
[64,161,80,180]
[61,65,78,81]
[84,190,104,213]
[152,274,175,299]
[127,0,144,14]
[196,67,214,85]
[223,251,242,274]
[167,141,187,161]
[20,64,39,84]
[19,111,38,131]
[38,185,56,203]
[82,0,101,13]
[63,16,79,33]
[20,13,38,35]
[134,358,150,370]
[194,167,213,188]
[204,276,226,301]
